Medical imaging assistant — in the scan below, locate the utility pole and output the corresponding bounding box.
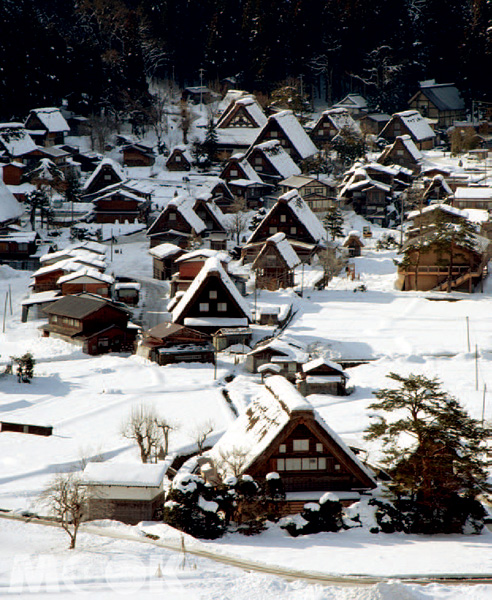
[475,345,479,391]
[199,68,205,109]
[482,383,487,424]
[466,316,470,353]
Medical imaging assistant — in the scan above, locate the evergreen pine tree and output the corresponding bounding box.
[323,206,344,240]
[365,372,492,533]
[203,117,218,164]
[25,189,50,231]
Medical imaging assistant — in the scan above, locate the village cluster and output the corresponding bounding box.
[1,79,492,545]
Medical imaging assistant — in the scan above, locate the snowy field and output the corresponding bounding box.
[2,220,492,597]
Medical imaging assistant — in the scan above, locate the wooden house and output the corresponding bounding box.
[39,245,106,268]
[245,336,309,380]
[212,327,253,351]
[245,140,301,185]
[299,358,348,396]
[170,249,231,296]
[397,230,491,292]
[136,322,214,365]
[203,376,376,505]
[171,257,252,334]
[0,123,38,165]
[379,110,436,150]
[332,94,368,118]
[166,146,192,171]
[422,175,453,204]
[113,281,141,305]
[148,243,185,280]
[25,107,70,147]
[83,463,166,525]
[0,231,42,270]
[359,113,391,136]
[405,203,467,239]
[58,268,114,298]
[0,179,23,227]
[279,175,335,213]
[251,110,318,163]
[242,190,326,263]
[147,194,227,248]
[453,187,492,210]
[309,108,360,147]
[92,189,151,224]
[252,232,300,290]
[82,158,125,196]
[220,153,262,182]
[342,231,364,257]
[216,96,267,129]
[122,143,156,167]
[339,166,393,225]
[182,86,221,105]
[42,294,137,355]
[32,255,106,292]
[378,135,423,174]
[408,81,465,128]
[2,162,27,186]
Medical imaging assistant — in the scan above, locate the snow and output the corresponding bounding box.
[83,158,125,191]
[83,462,167,487]
[172,257,252,323]
[395,111,435,142]
[267,232,301,269]
[148,243,182,260]
[57,268,114,285]
[399,135,423,161]
[267,111,318,159]
[0,178,23,223]
[455,186,492,199]
[166,194,207,234]
[251,140,301,178]
[30,107,70,133]
[0,123,37,157]
[264,375,312,412]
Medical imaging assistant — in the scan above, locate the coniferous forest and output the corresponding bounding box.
[1,0,491,119]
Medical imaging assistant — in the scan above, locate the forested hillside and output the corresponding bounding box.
[1,0,491,119]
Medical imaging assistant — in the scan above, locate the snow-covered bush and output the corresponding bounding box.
[282,493,344,537]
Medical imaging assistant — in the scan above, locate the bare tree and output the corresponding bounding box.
[157,418,175,458]
[122,404,163,463]
[146,83,170,153]
[179,100,192,144]
[318,248,345,286]
[39,473,88,549]
[217,447,249,478]
[88,113,112,152]
[226,199,250,244]
[189,420,215,455]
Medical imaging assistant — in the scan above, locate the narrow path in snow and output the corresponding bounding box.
[0,512,491,588]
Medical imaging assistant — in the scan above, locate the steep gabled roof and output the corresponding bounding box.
[334,94,368,110]
[0,178,23,224]
[394,111,435,142]
[414,82,465,111]
[254,111,318,160]
[57,267,114,285]
[247,190,326,245]
[253,232,301,270]
[216,96,267,129]
[172,257,252,323]
[248,140,301,179]
[206,375,377,486]
[83,158,125,191]
[44,294,129,319]
[0,123,37,157]
[315,108,360,134]
[147,194,207,237]
[29,108,70,133]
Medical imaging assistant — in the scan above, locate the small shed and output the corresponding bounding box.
[113,281,141,305]
[212,327,253,351]
[299,357,348,396]
[342,232,364,257]
[148,243,185,280]
[166,146,192,171]
[137,322,214,365]
[83,462,167,525]
[122,143,156,167]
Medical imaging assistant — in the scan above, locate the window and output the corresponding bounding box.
[199,303,209,312]
[104,174,112,181]
[169,212,176,221]
[285,458,302,470]
[218,302,227,312]
[280,214,287,223]
[290,226,297,234]
[270,131,278,138]
[269,227,277,234]
[293,439,309,451]
[255,157,263,166]
[52,315,58,323]
[277,458,285,470]
[230,168,238,176]
[279,444,286,453]
[209,290,217,299]
[396,150,404,156]
[316,443,323,452]
[175,155,181,162]
[302,457,318,470]
[334,463,341,471]
[318,457,326,469]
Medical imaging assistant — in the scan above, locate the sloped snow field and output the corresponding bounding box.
[2,231,492,597]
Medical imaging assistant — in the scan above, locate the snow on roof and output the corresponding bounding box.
[302,356,345,375]
[418,83,465,111]
[83,158,125,191]
[217,90,250,113]
[71,240,108,255]
[455,187,492,200]
[218,96,267,129]
[30,107,69,133]
[32,259,88,278]
[407,203,465,221]
[197,196,228,230]
[21,290,62,306]
[216,128,260,147]
[251,140,301,178]
[249,190,325,245]
[321,108,360,133]
[462,208,490,223]
[184,317,249,327]
[0,123,37,157]
[334,94,368,109]
[249,335,309,363]
[0,178,23,223]
[398,135,423,161]
[148,243,183,260]
[172,257,252,323]
[175,248,231,263]
[395,111,435,141]
[235,159,263,183]
[94,189,145,203]
[83,462,167,487]
[266,232,300,269]
[268,111,318,159]
[57,267,114,285]
[169,145,192,162]
[167,194,206,234]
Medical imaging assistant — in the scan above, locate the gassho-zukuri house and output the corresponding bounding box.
[199,376,377,512]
